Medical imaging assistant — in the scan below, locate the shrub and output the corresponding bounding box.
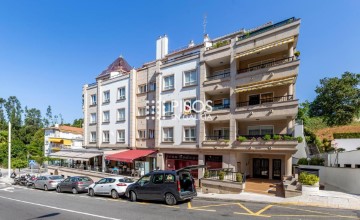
[236,173,243,182]
[237,136,247,142]
[310,157,325,166]
[299,172,319,186]
[218,171,225,180]
[297,136,304,143]
[297,158,308,165]
[283,135,293,141]
[204,170,209,178]
[273,135,281,140]
[263,134,272,141]
[294,51,300,57]
[333,133,360,139]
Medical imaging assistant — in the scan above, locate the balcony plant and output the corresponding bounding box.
[204,169,209,178]
[299,172,320,195]
[297,136,304,143]
[273,134,281,141]
[237,136,247,142]
[294,51,300,58]
[236,173,243,183]
[263,134,272,141]
[218,171,225,180]
[283,135,293,141]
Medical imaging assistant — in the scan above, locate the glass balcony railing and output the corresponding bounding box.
[236,95,294,107]
[238,57,295,74]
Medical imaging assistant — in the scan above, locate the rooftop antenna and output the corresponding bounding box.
[203,13,207,34]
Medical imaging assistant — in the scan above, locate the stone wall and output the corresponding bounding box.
[201,179,245,194]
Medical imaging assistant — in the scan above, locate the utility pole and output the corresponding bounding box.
[8,122,11,178]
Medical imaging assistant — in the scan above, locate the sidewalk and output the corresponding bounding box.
[197,190,360,210]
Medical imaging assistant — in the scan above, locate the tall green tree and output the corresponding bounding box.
[297,101,311,125]
[43,105,53,127]
[4,96,22,129]
[0,98,7,130]
[309,72,360,126]
[72,118,83,128]
[24,107,42,128]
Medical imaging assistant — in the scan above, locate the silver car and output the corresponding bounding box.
[33,175,64,191]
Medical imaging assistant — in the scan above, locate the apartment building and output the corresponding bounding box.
[44,124,83,156]
[80,17,301,179]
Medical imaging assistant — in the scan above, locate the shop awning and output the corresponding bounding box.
[63,139,72,145]
[234,75,296,93]
[235,37,294,58]
[105,150,156,162]
[49,151,102,161]
[48,138,63,143]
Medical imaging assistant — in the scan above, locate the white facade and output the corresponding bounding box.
[327,150,360,168]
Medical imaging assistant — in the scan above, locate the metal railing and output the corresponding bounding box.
[206,72,230,81]
[238,56,295,74]
[212,104,230,111]
[205,136,230,141]
[238,17,297,41]
[205,168,246,183]
[237,134,294,140]
[236,95,293,107]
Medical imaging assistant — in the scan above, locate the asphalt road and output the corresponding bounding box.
[0,184,359,220]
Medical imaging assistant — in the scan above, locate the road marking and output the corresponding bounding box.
[190,208,216,212]
[162,205,180,209]
[0,195,122,220]
[254,204,273,216]
[234,212,270,218]
[270,214,358,219]
[237,202,254,215]
[187,202,192,209]
[0,187,14,192]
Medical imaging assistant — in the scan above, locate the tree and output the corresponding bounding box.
[297,101,311,125]
[43,105,53,127]
[4,96,22,129]
[72,118,83,128]
[24,107,42,128]
[12,158,28,172]
[310,72,360,126]
[0,97,7,130]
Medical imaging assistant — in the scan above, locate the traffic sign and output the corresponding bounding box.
[29,160,36,166]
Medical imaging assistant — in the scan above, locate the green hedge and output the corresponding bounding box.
[297,157,325,166]
[333,133,360,139]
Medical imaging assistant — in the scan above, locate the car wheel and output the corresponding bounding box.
[130,191,137,202]
[44,185,48,191]
[111,190,119,199]
[165,193,177,206]
[56,186,62,193]
[72,188,78,194]
[88,188,95,197]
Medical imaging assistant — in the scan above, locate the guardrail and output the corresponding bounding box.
[237,56,295,74]
[205,168,246,183]
[206,72,230,81]
[205,136,230,141]
[236,95,294,107]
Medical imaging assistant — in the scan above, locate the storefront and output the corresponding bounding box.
[205,155,223,169]
[165,154,199,177]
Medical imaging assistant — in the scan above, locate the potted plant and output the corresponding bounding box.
[263,134,272,141]
[299,172,320,195]
[273,134,281,141]
[236,173,243,182]
[218,171,225,180]
[204,169,209,178]
[294,51,300,58]
[237,136,247,142]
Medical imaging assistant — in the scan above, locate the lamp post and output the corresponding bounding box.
[8,122,11,178]
[307,157,311,166]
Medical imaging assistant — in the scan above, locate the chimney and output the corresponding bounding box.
[156,35,169,60]
[203,34,212,48]
[188,40,195,48]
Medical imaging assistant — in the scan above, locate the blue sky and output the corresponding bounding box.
[0,0,359,123]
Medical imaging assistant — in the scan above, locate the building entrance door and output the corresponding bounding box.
[272,159,281,180]
[253,158,269,179]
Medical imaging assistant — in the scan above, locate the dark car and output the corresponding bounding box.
[56,176,93,194]
[125,165,204,205]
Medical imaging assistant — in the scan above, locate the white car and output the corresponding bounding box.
[88,176,134,199]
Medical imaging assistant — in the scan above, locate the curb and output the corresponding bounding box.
[195,196,360,211]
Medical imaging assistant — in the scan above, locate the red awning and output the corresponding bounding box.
[105,150,156,162]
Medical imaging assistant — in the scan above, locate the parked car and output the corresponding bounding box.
[125,165,205,205]
[33,175,64,191]
[56,176,93,194]
[88,176,134,199]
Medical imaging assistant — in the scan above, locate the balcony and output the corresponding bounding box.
[206,70,230,81]
[212,104,230,111]
[202,136,230,148]
[238,57,295,74]
[237,95,293,107]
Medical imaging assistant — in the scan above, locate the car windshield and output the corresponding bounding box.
[121,178,134,183]
[78,177,92,182]
[49,176,63,180]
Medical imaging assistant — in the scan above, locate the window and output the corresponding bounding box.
[148,106,156,115]
[164,174,175,183]
[355,165,360,168]
[163,75,174,90]
[213,128,230,139]
[117,87,126,100]
[138,107,147,116]
[91,94,97,105]
[90,113,96,124]
[149,82,156,91]
[117,130,125,142]
[184,70,197,86]
[138,130,146,139]
[344,164,352,168]
[138,175,151,186]
[184,98,197,114]
[103,131,109,143]
[103,91,110,103]
[90,132,96,142]
[163,128,174,142]
[249,93,274,105]
[248,125,274,136]
[138,84,147,94]
[213,98,230,109]
[261,93,273,104]
[149,129,155,139]
[117,109,125,121]
[163,101,173,116]
[184,127,196,142]
[103,111,110,123]
[97,178,107,184]
[152,174,164,184]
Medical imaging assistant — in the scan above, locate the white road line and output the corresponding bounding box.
[0,195,122,220]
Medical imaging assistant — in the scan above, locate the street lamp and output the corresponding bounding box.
[307,157,311,165]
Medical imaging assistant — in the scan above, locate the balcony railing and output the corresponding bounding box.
[206,71,230,81]
[205,168,246,183]
[205,136,230,141]
[237,57,295,74]
[212,104,230,111]
[238,17,297,41]
[237,134,296,141]
[236,95,293,107]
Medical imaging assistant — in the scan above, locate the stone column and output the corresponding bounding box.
[288,42,294,58]
[269,158,273,180]
[198,153,205,178]
[285,153,292,176]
